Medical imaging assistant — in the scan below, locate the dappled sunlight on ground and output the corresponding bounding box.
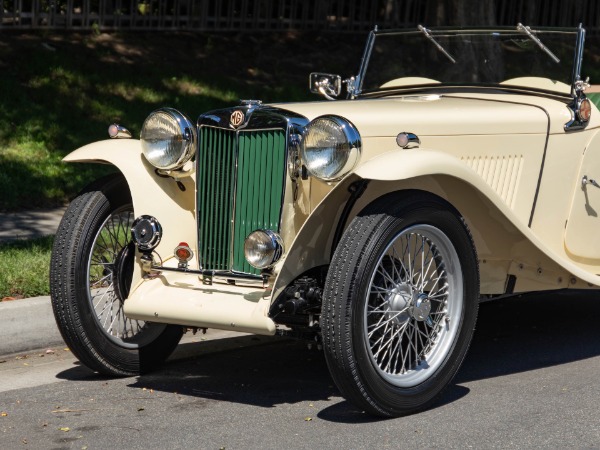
[0,30,364,210]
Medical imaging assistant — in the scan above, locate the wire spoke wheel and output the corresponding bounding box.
[50,174,182,376]
[364,225,462,387]
[87,206,156,347]
[322,192,479,417]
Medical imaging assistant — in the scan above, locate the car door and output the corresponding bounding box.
[564,126,600,260]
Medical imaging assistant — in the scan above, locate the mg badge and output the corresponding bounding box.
[230,110,245,128]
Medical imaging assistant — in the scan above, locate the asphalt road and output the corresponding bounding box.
[2,292,600,449]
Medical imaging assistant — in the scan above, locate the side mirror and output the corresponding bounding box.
[309,73,342,100]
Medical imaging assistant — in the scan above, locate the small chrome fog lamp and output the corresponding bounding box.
[131,215,162,252]
[244,230,284,269]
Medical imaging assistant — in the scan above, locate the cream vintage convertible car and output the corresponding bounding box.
[50,25,600,417]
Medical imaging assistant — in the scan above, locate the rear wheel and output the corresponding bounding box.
[322,192,479,417]
[50,175,182,376]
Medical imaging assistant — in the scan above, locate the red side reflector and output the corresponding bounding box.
[579,98,592,122]
[174,242,193,261]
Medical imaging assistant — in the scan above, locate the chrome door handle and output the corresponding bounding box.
[582,175,600,189]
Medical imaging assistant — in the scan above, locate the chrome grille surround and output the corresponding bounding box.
[196,105,308,277]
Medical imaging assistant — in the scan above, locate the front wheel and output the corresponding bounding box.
[322,192,479,417]
[50,175,182,376]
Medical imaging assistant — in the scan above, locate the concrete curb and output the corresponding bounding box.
[0,296,64,356]
[0,295,265,359]
[0,207,267,358]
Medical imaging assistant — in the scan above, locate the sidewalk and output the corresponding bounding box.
[0,207,66,354]
[0,206,66,241]
[0,207,261,357]
[0,294,256,358]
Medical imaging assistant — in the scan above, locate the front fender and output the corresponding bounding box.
[274,148,600,298]
[356,148,495,183]
[64,139,197,265]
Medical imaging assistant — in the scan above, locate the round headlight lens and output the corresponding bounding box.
[301,115,361,181]
[244,230,284,269]
[140,108,196,170]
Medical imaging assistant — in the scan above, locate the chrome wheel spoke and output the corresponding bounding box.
[363,224,463,387]
[86,208,145,344]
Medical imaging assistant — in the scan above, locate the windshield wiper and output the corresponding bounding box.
[516,23,560,63]
[418,24,456,64]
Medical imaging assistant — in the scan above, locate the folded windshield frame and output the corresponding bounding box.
[353,25,586,99]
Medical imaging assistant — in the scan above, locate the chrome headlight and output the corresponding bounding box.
[301,115,361,181]
[244,229,284,269]
[140,108,196,170]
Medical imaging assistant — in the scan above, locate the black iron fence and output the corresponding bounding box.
[1,0,598,31]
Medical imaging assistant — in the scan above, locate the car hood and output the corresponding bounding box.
[272,93,570,137]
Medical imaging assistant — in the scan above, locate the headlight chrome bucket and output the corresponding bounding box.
[140,108,196,170]
[301,115,361,181]
[244,229,284,269]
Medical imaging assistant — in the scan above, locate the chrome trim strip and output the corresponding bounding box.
[150,264,266,282]
[354,27,377,97]
[571,24,586,97]
[565,26,590,132]
[573,24,585,90]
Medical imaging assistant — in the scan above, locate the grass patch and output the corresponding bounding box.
[0,236,54,299]
[0,30,365,298]
[0,30,363,211]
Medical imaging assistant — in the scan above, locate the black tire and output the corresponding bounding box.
[50,174,183,376]
[322,191,479,417]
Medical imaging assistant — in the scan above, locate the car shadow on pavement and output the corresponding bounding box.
[132,338,337,406]
[54,290,600,422]
[456,290,600,384]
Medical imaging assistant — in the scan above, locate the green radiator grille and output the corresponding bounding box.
[197,126,286,275]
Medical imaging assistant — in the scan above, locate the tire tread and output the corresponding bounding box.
[322,191,479,417]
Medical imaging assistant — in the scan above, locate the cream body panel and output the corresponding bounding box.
[307,136,399,208]
[564,129,600,260]
[276,92,600,294]
[64,140,197,261]
[65,139,277,334]
[275,95,548,137]
[309,133,545,230]
[63,140,199,301]
[355,150,600,286]
[279,92,599,136]
[529,130,599,258]
[424,134,544,224]
[274,148,600,300]
[273,170,577,297]
[124,270,276,335]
